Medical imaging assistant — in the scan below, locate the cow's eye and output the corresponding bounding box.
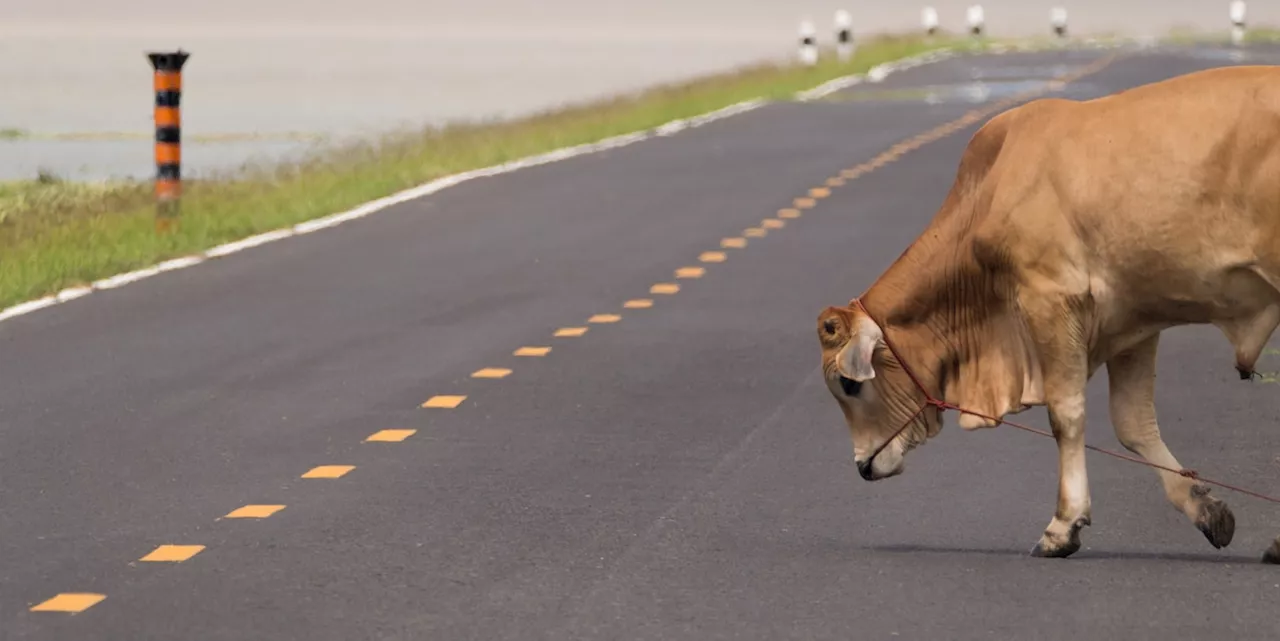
[840,376,862,396]
[823,318,838,335]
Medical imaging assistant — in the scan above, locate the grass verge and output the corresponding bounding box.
[0,32,967,310]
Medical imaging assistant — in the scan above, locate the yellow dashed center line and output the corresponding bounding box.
[224,505,286,519]
[422,395,467,408]
[366,429,417,442]
[139,545,205,562]
[30,593,106,613]
[302,465,356,479]
[35,53,1121,619]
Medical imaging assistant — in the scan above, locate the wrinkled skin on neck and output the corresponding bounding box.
[818,109,1046,481]
[816,205,1043,482]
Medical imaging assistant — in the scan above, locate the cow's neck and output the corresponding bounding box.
[861,211,1043,427]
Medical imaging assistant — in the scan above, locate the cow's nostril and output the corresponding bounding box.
[840,376,862,396]
[856,459,875,480]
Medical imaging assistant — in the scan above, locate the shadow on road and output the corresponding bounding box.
[863,543,1260,565]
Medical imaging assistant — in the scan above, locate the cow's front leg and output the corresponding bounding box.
[1030,390,1092,558]
[1019,289,1093,559]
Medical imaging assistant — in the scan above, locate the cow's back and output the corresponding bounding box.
[977,65,1280,330]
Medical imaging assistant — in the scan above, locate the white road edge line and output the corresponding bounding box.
[795,49,958,101]
[0,47,961,328]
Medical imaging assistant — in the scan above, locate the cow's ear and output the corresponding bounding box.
[836,318,882,381]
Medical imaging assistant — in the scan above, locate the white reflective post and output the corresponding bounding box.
[1231,1,1247,46]
[967,5,985,37]
[1051,7,1068,38]
[835,10,855,62]
[922,6,939,37]
[799,19,818,66]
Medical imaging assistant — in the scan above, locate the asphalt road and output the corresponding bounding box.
[4,43,1280,641]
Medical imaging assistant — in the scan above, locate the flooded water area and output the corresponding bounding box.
[0,30,789,181]
[4,0,1280,182]
[817,43,1280,107]
[822,48,1110,105]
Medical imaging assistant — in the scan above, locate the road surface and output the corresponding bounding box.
[3,42,1280,640]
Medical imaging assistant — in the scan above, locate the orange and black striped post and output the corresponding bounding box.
[148,50,189,233]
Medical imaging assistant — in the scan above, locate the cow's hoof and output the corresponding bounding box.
[1262,538,1280,565]
[1030,516,1088,559]
[1194,493,1235,549]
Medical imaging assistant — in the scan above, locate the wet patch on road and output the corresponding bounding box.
[813,78,1100,105]
[1161,45,1280,64]
[811,48,1113,106]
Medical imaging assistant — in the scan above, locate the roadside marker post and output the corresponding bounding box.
[835,10,855,62]
[798,19,818,66]
[1231,1,1247,46]
[922,7,939,38]
[967,5,985,37]
[1051,7,1068,38]
[147,50,189,234]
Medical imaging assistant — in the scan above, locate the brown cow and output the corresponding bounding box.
[817,64,1280,562]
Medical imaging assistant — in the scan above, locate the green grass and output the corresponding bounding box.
[0,174,149,227]
[0,32,966,310]
[1247,28,1280,44]
[1163,24,1280,45]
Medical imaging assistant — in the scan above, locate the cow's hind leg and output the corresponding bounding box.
[1107,333,1235,549]
[1265,537,1280,564]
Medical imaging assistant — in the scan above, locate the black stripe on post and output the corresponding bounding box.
[157,164,181,180]
[148,52,189,72]
[156,126,181,144]
[155,91,183,108]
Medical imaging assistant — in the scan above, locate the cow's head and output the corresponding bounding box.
[816,303,942,481]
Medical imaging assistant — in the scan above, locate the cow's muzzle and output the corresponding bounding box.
[856,458,875,481]
[855,446,904,481]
